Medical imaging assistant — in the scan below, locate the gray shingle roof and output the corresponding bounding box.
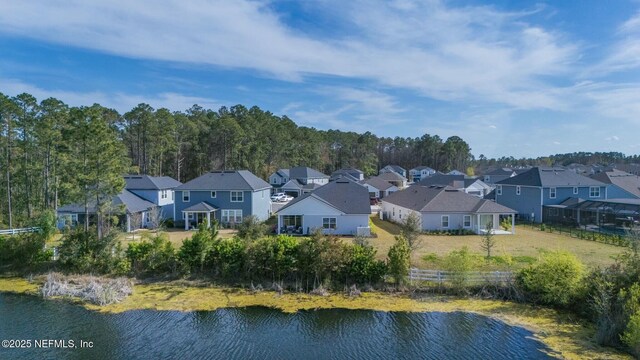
[383,165,405,174]
[124,175,182,190]
[411,166,435,172]
[496,167,605,187]
[289,166,329,180]
[361,177,395,191]
[382,185,515,214]
[417,174,465,187]
[330,168,363,181]
[182,202,219,212]
[278,179,371,215]
[58,189,155,214]
[591,169,640,198]
[484,168,515,176]
[175,170,271,191]
[378,172,406,182]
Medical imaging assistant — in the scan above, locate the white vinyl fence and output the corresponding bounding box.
[408,268,514,285]
[0,227,41,236]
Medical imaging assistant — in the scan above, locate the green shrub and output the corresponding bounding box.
[0,233,52,271]
[178,225,218,273]
[126,234,177,276]
[246,235,298,281]
[209,237,246,278]
[443,246,475,289]
[344,244,387,285]
[387,235,411,286]
[517,251,585,307]
[58,228,126,274]
[237,216,268,242]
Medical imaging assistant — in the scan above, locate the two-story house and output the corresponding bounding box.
[590,169,640,199]
[269,166,329,197]
[124,175,182,219]
[495,167,610,223]
[174,170,271,229]
[379,165,406,178]
[409,166,436,182]
[482,168,517,185]
[330,168,365,182]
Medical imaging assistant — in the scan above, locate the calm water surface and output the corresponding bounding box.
[0,293,556,359]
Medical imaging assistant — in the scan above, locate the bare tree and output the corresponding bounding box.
[128,212,142,241]
[146,206,163,234]
[480,222,496,258]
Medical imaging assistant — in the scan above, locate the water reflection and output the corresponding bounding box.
[0,293,554,359]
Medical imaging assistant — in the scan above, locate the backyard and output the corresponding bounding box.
[366,216,626,270]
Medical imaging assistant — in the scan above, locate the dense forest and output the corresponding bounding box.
[0,92,474,228]
[1,91,639,228]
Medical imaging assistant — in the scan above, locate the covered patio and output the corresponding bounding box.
[544,198,640,233]
[183,202,218,230]
[474,213,516,235]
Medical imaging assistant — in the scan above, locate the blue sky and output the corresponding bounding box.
[1,0,640,158]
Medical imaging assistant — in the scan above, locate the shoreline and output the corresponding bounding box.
[0,276,631,359]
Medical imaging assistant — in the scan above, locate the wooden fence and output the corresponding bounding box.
[408,268,514,285]
[0,227,41,236]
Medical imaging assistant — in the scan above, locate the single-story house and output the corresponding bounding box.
[381,185,517,234]
[276,179,371,236]
[57,188,156,232]
[416,174,492,198]
[174,170,271,229]
[360,177,399,199]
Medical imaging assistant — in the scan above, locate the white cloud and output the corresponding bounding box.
[605,135,620,141]
[0,78,221,113]
[0,0,578,110]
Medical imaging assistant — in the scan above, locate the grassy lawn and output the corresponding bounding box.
[367,216,625,270]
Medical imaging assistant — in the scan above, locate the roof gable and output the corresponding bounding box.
[278,179,371,214]
[176,170,271,191]
[497,167,605,187]
[124,175,182,190]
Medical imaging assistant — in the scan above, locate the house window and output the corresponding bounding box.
[496,185,502,196]
[231,191,244,202]
[573,187,578,195]
[484,176,490,182]
[222,209,243,223]
[160,190,167,199]
[463,215,471,228]
[392,208,395,216]
[516,186,521,196]
[399,209,402,219]
[590,187,600,198]
[441,215,449,228]
[211,191,217,198]
[550,187,556,199]
[323,217,337,229]
[182,191,190,202]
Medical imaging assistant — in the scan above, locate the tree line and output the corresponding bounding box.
[0,91,473,228]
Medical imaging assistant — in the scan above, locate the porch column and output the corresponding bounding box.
[511,214,515,234]
[206,212,211,228]
[277,215,281,234]
[476,214,480,233]
[184,212,189,230]
[127,215,131,233]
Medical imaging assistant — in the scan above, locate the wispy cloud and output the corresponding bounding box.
[0,0,578,110]
[1,78,221,112]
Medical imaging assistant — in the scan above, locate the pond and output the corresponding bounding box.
[0,293,555,359]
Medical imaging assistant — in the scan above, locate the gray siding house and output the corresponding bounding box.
[379,165,406,178]
[269,166,329,197]
[330,168,365,182]
[124,174,182,219]
[482,168,517,185]
[57,188,156,232]
[495,167,611,223]
[590,169,640,199]
[409,166,436,182]
[381,185,516,234]
[174,170,271,229]
[276,179,371,236]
